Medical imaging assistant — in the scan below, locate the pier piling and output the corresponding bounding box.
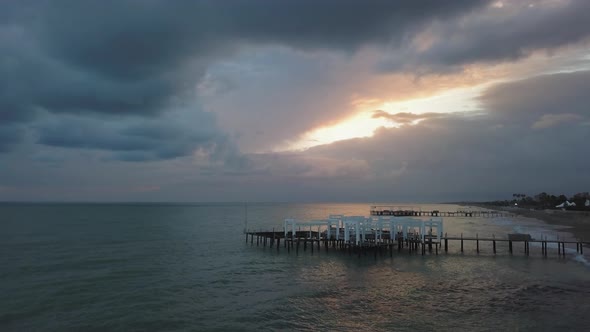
[545,241,548,257]
[541,241,547,257]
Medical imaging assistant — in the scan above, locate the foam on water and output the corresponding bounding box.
[573,253,590,267]
[504,215,590,268]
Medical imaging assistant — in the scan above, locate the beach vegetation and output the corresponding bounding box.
[475,192,590,211]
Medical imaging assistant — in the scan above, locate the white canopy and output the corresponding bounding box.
[557,201,577,208]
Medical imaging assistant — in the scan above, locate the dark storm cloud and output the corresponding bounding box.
[380,0,590,72]
[34,110,222,161]
[36,0,487,79]
[0,0,489,153]
[0,22,194,121]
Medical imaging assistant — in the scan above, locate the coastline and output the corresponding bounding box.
[469,204,590,241]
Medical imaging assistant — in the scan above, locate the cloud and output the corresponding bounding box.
[248,152,372,179]
[0,125,24,152]
[480,70,590,124]
[379,0,590,72]
[2,1,590,201]
[252,70,590,200]
[32,107,227,162]
[35,0,487,78]
[532,113,583,129]
[1,0,489,153]
[372,110,450,124]
[200,46,503,152]
[3,0,589,156]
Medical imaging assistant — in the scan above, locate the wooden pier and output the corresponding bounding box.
[245,230,587,259]
[244,208,584,261]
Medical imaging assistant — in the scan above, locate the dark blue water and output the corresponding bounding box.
[1,203,589,331]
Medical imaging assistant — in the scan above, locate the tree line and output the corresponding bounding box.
[479,192,590,210]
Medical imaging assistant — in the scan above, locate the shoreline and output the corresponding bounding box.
[467,204,590,241]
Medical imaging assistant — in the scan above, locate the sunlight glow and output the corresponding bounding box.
[283,85,487,151]
[378,85,484,115]
[284,112,394,151]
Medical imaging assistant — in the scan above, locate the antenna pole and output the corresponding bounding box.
[244,202,248,233]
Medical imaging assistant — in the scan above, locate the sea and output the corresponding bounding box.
[1,202,589,331]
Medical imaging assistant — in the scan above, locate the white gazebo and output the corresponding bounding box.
[284,214,443,245]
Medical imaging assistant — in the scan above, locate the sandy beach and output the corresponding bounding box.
[479,205,590,241]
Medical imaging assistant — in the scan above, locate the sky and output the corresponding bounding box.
[1,0,589,202]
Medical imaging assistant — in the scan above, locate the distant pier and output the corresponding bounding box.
[369,205,512,218]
